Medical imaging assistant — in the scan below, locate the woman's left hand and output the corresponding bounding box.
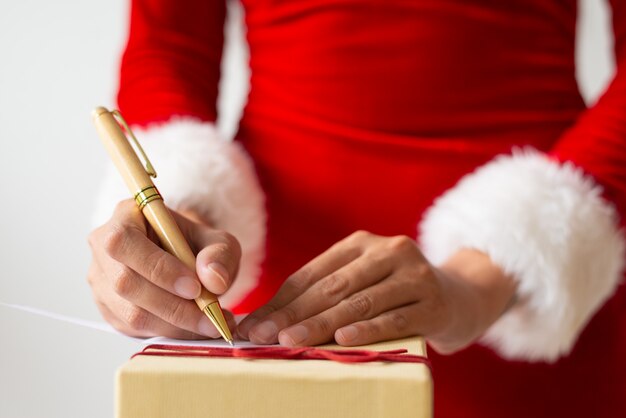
[237,230,517,353]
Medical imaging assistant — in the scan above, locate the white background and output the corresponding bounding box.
[0,1,615,417]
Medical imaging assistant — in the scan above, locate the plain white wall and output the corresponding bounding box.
[0,1,615,417]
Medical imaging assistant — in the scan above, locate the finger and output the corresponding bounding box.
[93,297,140,335]
[91,274,209,340]
[90,263,154,337]
[238,237,365,339]
[106,291,234,341]
[167,210,242,295]
[86,261,100,288]
[104,260,221,338]
[277,273,419,346]
[110,299,209,340]
[195,231,242,295]
[98,221,202,300]
[110,199,149,233]
[333,303,428,346]
[88,262,135,331]
[246,255,394,345]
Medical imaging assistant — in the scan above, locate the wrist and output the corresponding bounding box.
[431,249,517,352]
[441,248,517,314]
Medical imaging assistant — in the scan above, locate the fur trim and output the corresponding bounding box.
[419,149,625,362]
[93,117,266,309]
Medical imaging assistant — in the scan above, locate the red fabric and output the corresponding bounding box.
[551,0,626,216]
[118,1,626,416]
[118,0,225,124]
[132,344,432,367]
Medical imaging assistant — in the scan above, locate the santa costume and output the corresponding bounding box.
[95,0,626,416]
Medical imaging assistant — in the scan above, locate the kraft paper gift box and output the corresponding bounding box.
[116,336,432,418]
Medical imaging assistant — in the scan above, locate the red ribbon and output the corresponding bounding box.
[133,344,431,369]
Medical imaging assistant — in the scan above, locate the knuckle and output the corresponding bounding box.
[242,305,276,327]
[387,235,416,253]
[87,229,100,249]
[400,271,422,295]
[280,269,314,297]
[258,303,279,318]
[365,321,382,339]
[114,199,134,214]
[146,251,170,283]
[346,293,375,317]
[86,263,97,286]
[280,305,300,325]
[112,267,135,297]
[279,278,304,299]
[86,272,96,287]
[211,242,235,264]
[311,315,332,335]
[202,239,239,273]
[221,232,242,258]
[102,223,128,258]
[125,307,149,331]
[414,262,431,278]
[287,266,315,289]
[348,230,371,243]
[211,230,240,252]
[162,299,189,327]
[320,273,349,299]
[388,311,410,333]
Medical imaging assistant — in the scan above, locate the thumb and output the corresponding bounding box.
[169,209,242,295]
[195,230,242,295]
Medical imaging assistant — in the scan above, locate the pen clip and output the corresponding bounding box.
[111,110,157,178]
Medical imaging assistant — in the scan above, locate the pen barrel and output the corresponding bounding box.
[92,107,152,195]
[92,107,218,310]
[142,200,218,309]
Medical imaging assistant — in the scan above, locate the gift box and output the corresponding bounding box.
[116,337,432,418]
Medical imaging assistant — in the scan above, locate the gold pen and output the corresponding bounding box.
[92,106,234,346]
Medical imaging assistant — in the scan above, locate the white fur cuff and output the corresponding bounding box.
[93,117,266,309]
[419,150,625,362]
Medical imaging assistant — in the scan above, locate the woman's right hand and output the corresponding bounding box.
[87,200,241,339]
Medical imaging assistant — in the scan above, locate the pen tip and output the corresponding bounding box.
[228,340,235,347]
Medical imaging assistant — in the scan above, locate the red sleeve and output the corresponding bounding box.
[117,0,226,126]
[551,0,626,220]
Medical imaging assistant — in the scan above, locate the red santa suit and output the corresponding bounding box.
[95,0,626,416]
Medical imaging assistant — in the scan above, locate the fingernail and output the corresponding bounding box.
[174,276,201,299]
[250,321,278,343]
[337,325,358,342]
[205,262,229,294]
[280,325,308,346]
[198,317,220,338]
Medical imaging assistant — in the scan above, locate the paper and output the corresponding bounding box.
[143,336,279,348]
[0,302,119,334]
[0,302,274,348]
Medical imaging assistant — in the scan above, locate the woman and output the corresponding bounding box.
[88,0,626,416]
